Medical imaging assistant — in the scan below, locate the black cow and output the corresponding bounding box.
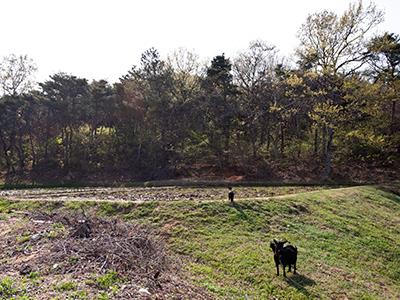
[228,187,234,202]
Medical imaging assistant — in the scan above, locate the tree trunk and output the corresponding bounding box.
[314,126,319,156]
[322,127,334,179]
[16,131,25,172]
[321,125,327,158]
[250,126,257,159]
[28,130,36,168]
[260,123,265,145]
[260,115,268,145]
[136,143,142,162]
[390,99,397,135]
[0,132,14,174]
[251,138,257,159]
[44,108,54,162]
[224,126,230,162]
[62,127,73,170]
[280,123,285,156]
[66,127,74,169]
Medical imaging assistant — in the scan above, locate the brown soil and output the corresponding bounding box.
[0,186,328,203]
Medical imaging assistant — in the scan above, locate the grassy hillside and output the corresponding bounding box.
[1,185,399,299]
[119,185,400,299]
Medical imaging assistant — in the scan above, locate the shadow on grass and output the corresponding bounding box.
[377,185,400,204]
[230,201,248,220]
[285,273,316,297]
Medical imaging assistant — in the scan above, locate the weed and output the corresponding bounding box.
[94,271,120,290]
[55,281,77,292]
[46,223,66,239]
[0,277,18,298]
[69,290,88,299]
[95,292,109,300]
[16,233,31,244]
[28,271,40,280]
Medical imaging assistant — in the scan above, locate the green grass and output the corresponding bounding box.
[55,281,77,292]
[0,277,19,298]
[1,185,399,299]
[93,271,120,290]
[121,185,400,299]
[0,276,29,299]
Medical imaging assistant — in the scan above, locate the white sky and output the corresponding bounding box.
[1,0,399,83]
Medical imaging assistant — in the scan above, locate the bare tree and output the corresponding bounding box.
[0,54,37,97]
[297,0,384,77]
[233,40,277,91]
[296,0,383,178]
[233,40,279,157]
[167,48,201,75]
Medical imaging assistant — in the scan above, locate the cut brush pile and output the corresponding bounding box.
[0,211,211,299]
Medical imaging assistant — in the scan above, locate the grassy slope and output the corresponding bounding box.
[125,186,400,299]
[1,185,400,299]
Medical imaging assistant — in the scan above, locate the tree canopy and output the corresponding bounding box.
[0,1,398,183]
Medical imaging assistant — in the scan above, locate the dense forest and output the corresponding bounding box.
[0,1,399,182]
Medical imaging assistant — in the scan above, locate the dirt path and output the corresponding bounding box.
[0,185,346,203]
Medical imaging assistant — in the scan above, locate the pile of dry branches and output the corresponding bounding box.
[0,211,212,299]
[50,212,168,282]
